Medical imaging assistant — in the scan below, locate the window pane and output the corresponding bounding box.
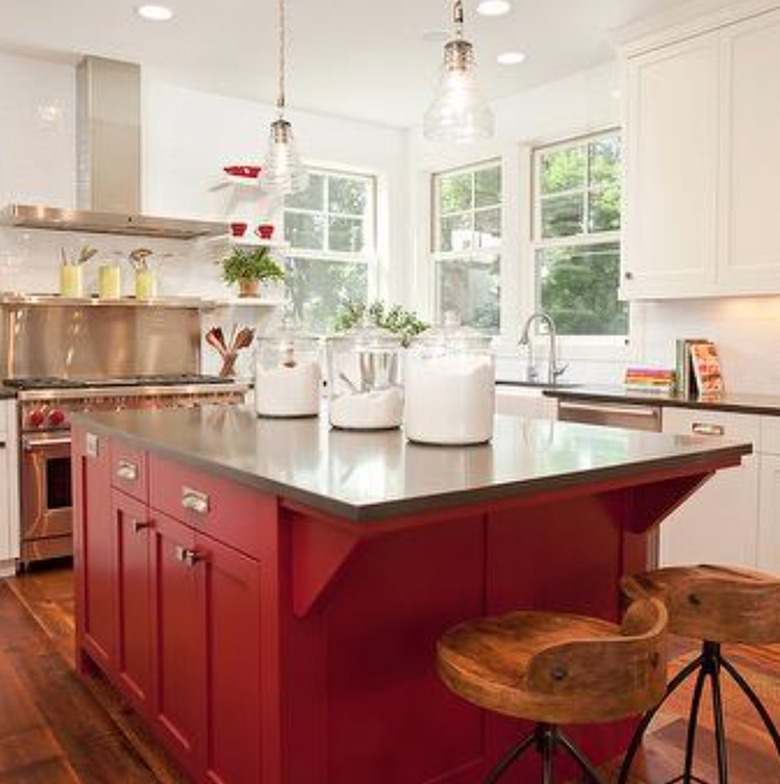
[536,242,627,336]
[440,213,473,252]
[474,208,501,248]
[329,216,365,253]
[285,257,368,334]
[436,257,500,334]
[329,177,367,215]
[589,137,621,188]
[474,166,501,208]
[540,147,585,195]
[439,172,473,214]
[540,194,584,238]
[284,173,325,211]
[285,212,325,250]
[589,185,621,232]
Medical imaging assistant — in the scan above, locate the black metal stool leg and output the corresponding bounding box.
[556,729,606,784]
[540,725,555,784]
[483,726,539,784]
[617,653,705,784]
[721,655,780,756]
[706,647,729,784]
[682,661,709,783]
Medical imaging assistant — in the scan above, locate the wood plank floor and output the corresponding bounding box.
[1,563,779,783]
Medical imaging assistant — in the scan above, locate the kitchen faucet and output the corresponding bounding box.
[518,312,568,384]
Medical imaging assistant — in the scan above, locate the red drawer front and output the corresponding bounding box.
[148,455,275,559]
[110,441,148,502]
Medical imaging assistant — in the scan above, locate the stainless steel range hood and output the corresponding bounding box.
[1,57,227,240]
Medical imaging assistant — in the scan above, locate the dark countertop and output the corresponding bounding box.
[72,406,751,522]
[542,385,780,416]
[0,386,16,399]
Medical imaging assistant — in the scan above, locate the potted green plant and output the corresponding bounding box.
[220,245,285,297]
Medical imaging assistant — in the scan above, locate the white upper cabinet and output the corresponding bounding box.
[621,4,780,299]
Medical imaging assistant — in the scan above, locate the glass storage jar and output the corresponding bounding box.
[254,323,322,418]
[403,315,495,444]
[327,322,403,430]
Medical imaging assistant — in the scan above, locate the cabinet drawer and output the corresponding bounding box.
[110,441,148,502]
[662,407,760,446]
[760,416,780,456]
[0,399,10,437]
[148,455,274,559]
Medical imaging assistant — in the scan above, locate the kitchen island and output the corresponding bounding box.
[71,407,751,784]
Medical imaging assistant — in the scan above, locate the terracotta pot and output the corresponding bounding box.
[238,279,259,298]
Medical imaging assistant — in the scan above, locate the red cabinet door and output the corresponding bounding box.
[73,428,117,672]
[198,531,262,784]
[150,510,205,776]
[112,488,153,711]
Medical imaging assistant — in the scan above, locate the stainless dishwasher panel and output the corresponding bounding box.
[557,400,662,432]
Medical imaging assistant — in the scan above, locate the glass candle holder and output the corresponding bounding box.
[134,269,156,299]
[59,265,83,298]
[98,264,121,299]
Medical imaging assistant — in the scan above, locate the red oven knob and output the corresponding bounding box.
[48,409,66,427]
[27,409,45,428]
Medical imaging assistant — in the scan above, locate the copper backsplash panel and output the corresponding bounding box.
[0,304,201,379]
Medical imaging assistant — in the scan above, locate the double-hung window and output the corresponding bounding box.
[431,160,502,333]
[283,168,376,333]
[532,131,627,339]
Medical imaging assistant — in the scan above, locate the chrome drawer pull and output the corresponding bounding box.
[691,422,725,436]
[181,487,209,515]
[116,459,138,481]
[174,545,201,567]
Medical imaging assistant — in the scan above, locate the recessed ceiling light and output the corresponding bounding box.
[477,0,512,16]
[497,51,526,65]
[136,4,174,21]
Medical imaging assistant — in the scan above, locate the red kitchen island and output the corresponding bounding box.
[71,407,751,784]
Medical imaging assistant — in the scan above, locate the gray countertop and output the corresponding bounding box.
[541,385,780,416]
[72,406,751,522]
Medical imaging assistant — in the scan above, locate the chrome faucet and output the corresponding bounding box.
[518,312,568,385]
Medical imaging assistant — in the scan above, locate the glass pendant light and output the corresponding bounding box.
[262,0,309,194]
[424,0,495,143]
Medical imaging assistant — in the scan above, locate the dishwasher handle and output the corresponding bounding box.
[557,400,662,432]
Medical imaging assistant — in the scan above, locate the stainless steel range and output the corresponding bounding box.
[8,375,247,567]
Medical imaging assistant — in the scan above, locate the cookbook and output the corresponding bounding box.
[689,340,724,396]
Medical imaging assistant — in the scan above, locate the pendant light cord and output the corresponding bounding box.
[276,0,286,116]
[453,0,464,39]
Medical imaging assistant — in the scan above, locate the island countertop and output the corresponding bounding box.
[73,406,751,522]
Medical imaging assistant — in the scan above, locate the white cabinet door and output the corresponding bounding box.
[0,399,19,575]
[660,407,759,568]
[719,8,780,292]
[758,454,780,575]
[622,34,720,299]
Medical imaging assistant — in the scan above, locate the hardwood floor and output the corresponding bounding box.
[1,563,779,783]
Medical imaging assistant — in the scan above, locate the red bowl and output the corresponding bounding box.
[224,165,261,179]
[230,222,248,237]
[255,224,275,240]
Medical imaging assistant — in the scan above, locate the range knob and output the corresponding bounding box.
[27,409,46,429]
[48,409,66,427]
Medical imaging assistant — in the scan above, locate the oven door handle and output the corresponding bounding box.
[23,435,72,451]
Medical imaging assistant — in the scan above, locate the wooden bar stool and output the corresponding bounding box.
[436,588,668,783]
[617,564,780,784]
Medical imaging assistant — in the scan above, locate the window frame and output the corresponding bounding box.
[529,129,630,350]
[430,158,503,332]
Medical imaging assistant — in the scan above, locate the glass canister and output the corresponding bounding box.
[403,316,495,444]
[327,322,403,430]
[254,324,322,418]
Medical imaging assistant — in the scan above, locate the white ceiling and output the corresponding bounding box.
[0,0,688,128]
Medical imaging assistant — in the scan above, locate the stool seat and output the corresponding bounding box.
[624,564,780,645]
[438,601,667,728]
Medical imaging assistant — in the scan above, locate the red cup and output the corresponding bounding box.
[256,224,275,240]
[230,222,248,238]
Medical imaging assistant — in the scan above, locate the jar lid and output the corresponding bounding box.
[328,318,402,350]
[411,312,491,350]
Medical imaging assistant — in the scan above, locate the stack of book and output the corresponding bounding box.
[624,367,677,394]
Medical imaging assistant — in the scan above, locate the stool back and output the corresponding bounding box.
[523,594,668,723]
